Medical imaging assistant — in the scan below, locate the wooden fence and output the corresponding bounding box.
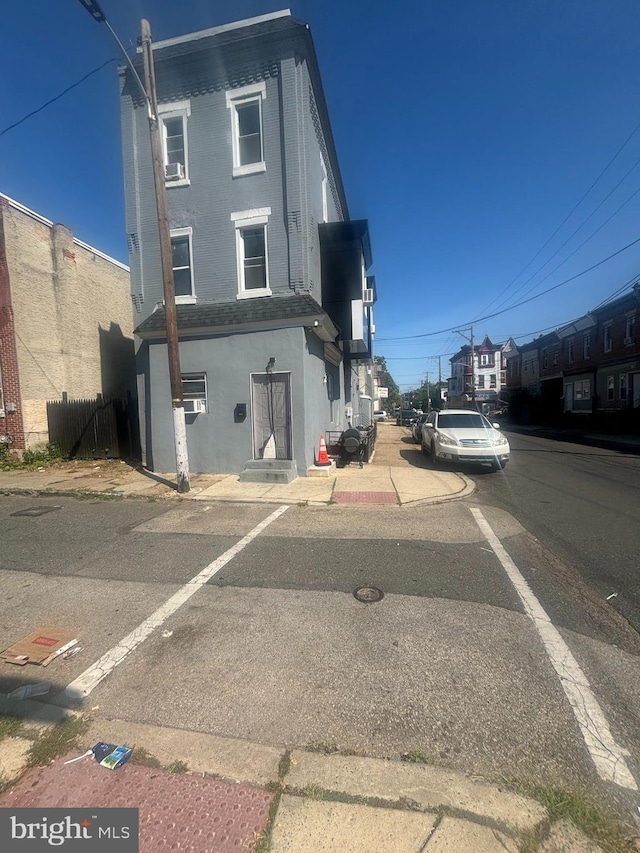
[46,396,138,460]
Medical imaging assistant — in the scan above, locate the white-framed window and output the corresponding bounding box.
[553,347,559,366]
[158,100,191,186]
[567,339,574,364]
[478,375,485,389]
[607,375,615,401]
[583,333,591,359]
[603,321,612,352]
[226,83,266,177]
[625,313,636,344]
[620,374,628,401]
[574,379,590,400]
[181,373,207,414]
[320,152,328,223]
[542,350,548,368]
[490,374,497,389]
[170,227,195,301]
[231,208,271,298]
[500,369,506,385]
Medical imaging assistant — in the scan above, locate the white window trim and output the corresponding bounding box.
[170,226,196,303]
[158,100,191,187]
[226,82,267,178]
[232,208,271,299]
[603,321,613,353]
[181,372,207,414]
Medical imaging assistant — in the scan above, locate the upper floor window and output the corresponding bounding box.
[477,375,485,389]
[567,339,574,364]
[603,322,613,352]
[159,100,191,185]
[226,83,266,177]
[232,208,272,299]
[170,227,194,301]
[542,350,548,369]
[480,354,494,366]
[625,313,636,344]
[553,347,559,366]
[583,333,591,359]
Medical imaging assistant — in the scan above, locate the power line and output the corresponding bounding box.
[0,58,117,139]
[470,113,640,320]
[376,237,640,342]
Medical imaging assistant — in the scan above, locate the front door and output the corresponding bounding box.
[564,382,573,412]
[632,373,640,408]
[251,373,292,460]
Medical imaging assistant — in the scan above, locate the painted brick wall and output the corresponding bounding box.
[0,198,133,448]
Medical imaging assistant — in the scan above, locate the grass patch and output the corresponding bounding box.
[306,741,339,755]
[0,715,22,742]
[401,749,434,765]
[299,783,327,800]
[167,759,188,774]
[508,780,634,853]
[128,747,162,768]
[0,443,61,471]
[26,716,89,768]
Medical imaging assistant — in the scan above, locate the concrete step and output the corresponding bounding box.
[238,459,298,484]
[242,459,297,471]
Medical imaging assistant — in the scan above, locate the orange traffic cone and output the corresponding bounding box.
[316,434,331,466]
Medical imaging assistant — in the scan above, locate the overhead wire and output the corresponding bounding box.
[0,57,118,139]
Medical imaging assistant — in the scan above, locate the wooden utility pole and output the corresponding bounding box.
[470,326,476,409]
[140,19,190,493]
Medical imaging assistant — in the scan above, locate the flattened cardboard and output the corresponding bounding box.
[1,627,77,666]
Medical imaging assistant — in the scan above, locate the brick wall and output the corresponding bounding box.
[0,198,26,448]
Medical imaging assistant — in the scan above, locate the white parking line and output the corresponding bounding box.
[470,507,637,791]
[65,504,289,701]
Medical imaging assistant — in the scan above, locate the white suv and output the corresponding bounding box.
[421,409,510,471]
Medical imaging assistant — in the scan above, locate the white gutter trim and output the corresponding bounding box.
[152,10,292,51]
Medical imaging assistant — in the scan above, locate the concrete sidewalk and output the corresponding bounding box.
[0,704,604,852]
[0,424,474,507]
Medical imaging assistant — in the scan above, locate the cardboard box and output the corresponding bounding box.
[1,627,78,666]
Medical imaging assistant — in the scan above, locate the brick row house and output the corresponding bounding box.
[120,11,376,478]
[0,193,134,451]
[502,284,640,423]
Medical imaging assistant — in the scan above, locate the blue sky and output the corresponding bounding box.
[3,1,640,390]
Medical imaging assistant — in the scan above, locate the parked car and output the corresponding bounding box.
[412,413,429,442]
[374,410,387,422]
[420,409,510,471]
[396,409,416,426]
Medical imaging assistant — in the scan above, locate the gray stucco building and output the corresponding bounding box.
[120,10,376,477]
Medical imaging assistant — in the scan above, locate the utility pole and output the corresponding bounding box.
[455,326,475,410]
[78,1,190,492]
[140,19,190,492]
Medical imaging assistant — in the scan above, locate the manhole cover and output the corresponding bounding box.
[353,586,384,603]
[11,506,62,517]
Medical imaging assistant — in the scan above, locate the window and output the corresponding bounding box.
[583,333,591,359]
[232,208,271,298]
[181,373,207,414]
[607,375,615,401]
[477,375,485,389]
[553,347,559,366]
[490,374,497,389]
[625,313,636,344]
[159,101,190,184]
[320,153,328,223]
[542,350,548,369]
[500,370,506,385]
[567,339,574,364]
[480,354,494,366]
[620,374,628,401]
[226,83,266,177]
[574,379,590,400]
[170,228,194,300]
[603,322,612,353]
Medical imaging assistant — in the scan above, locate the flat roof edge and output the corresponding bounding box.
[152,10,293,51]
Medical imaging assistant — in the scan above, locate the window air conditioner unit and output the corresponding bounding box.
[363,288,374,306]
[183,399,206,414]
[165,162,185,181]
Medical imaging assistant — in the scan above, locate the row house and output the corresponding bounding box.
[120,11,376,478]
[503,283,640,416]
[0,193,134,450]
[447,336,505,409]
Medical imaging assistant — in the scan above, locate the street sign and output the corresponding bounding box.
[377,387,389,398]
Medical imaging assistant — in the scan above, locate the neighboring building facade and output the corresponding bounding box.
[120,11,375,477]
[0,193,134,450]
[448,336,504,409]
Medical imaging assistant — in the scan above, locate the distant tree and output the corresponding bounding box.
[374,356,401,411]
